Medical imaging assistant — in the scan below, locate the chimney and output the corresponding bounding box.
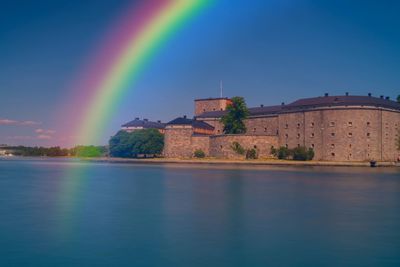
[345,92,349,96]
[183,115,187,119]
[368,93,371,97]
[324,93,329,97]
[380,95,384,99]
[135,117,139,120]
[281,102,285,106]
[260,104,264,107]
[157,120,161,123]
[144,118,148,122]
[385,96,390,100]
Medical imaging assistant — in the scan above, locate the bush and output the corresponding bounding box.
[246,148,257,159]
[194,149,205,158]
[277,146,290,159]
[306,147,315,160]
[292,146,309,161]
[231,142,245,155]
[272,146,314,161]
[270,146,277,156]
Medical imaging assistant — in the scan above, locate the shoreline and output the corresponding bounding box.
[83,157,400,168]
[2,156,399,167]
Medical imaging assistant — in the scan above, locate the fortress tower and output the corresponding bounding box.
[194,97,232,116]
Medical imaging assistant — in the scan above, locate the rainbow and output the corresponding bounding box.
[64,0,210,146]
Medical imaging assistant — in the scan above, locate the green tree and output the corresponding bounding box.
[109,129,164,158]
[397,95,400,103]
[221,96,249,134]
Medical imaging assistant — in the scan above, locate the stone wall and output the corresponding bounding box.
[277,107,400,161]
[244,116,279,136]
[191,135,210,156]
[209,135,278,159]
[382,110,400,161]
[194,98,231,116]
[197,118,224,134]
[163,126,193,158]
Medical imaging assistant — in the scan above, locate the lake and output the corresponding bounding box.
[0,158,399,267]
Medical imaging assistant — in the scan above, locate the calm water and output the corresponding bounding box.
[0,158,399,267]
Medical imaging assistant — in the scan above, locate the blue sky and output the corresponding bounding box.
[1,0,399,146]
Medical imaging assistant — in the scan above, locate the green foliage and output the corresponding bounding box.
[246,148,258,159]
[292,146,314,161]
[271,146,290,159]
[71,146,107,158]
[7,146,70,157]
[221,96,249,134]
[231,141,245,155]
[193,149,205,158]
[109,129,164,158]
[397,95,400,103]
[271,146,314,161]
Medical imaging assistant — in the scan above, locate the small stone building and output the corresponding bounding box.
[163,94,400,161]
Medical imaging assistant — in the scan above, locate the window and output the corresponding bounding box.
[330,121,335,127]
[297,133,300,138]
[217,130,220,134]
[297,144,300,147]
[348,121,353,127]
[367,122,370,126]
[213,108,216,111]
[348,132,353,137]
[297,123,300,128]
[331,132,335,137]
[331,152,335,157]
[331,144,335,149]
[310,122,315,128]
[285,144,288,148]
[264,127,267,132]
[220,145,223,149]
[367,133,370,137]
[253,128,256,132]
[349,144,352,148]
[311,144,315,148]
[285,134,288,138]
[310,133,315,138]
[285,123,288,129]
[254,145,257,149]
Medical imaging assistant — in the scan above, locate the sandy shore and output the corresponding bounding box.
[82,157,400,167]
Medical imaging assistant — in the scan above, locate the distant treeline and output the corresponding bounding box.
[5,146,108,157]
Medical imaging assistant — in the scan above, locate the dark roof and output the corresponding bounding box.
[195,110,226,118]
[248,105,284,116]
[196,95,400,118]
[167,116,193,125]
[167,116,214,130]
[286,95,400,111]
[122,118,165,129]
[195,105,283,118]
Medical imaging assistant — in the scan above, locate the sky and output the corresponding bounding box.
[1,0,399,147]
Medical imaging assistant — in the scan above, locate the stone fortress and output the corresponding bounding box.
[124,93,400,161]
